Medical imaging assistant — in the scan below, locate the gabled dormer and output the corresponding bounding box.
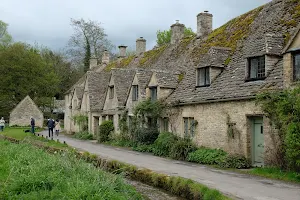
[196,46,231,87]
[244,33,284,82]
[146,70,179,101]
[282,25,300,87]
[126,70,152,114]
[103,71,118,110]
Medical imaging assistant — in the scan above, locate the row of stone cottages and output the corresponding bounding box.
[64,0,300,166]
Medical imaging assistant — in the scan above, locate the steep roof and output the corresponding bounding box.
[112,69,136,107]
[198,47,231,68]
[86,71,111,111]
[154,70,179,89]
[135,69,152,89]
[10,95,43,115]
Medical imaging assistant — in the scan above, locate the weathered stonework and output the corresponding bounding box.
[9,96,44,127]
[136,37,146,55]
[197,11,213,38]
[171,20,185,44]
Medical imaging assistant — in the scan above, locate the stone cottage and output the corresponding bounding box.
[65,0,300,166]
[9,95,44,127]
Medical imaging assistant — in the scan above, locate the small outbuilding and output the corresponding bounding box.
[9,95,44,127]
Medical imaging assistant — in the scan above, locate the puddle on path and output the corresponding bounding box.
[125,179,184,200]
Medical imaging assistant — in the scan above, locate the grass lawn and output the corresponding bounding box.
[246,167,300,183]
[0,140,143,199]
[0,127,67,148]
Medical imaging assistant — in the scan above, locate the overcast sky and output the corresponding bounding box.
[1,0,271,52]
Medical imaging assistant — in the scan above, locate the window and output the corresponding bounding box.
[150,87,157,101]
[161,118,169,132]
[197,67,210,87]
[183,117,196,137]
[293,52,300,81]
[248,56,265,80]
[108,115,114,121]
[109,86,114,99]
[132,85,139,101]
[102,115,106,122]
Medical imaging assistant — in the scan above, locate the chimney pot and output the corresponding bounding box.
[170,20,185,44]
[136,37,146,55]
[197,11,213,38]
[118,45,127,57]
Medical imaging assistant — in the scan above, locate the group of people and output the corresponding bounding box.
[47,118,61,139]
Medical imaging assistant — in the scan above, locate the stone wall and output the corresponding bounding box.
[169,100,278,163]
[9,96,44,127]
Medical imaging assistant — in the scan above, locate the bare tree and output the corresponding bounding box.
[67,18,114,71]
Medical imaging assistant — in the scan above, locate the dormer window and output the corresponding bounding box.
[247,56,266,81]
[132,85,139,101]
[197,67,210,87]
[293,52,300,81]
[150,86,157,101]
[109,86,114,99]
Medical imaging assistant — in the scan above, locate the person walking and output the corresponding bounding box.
[30,117,35,134]
[47,118,55,139]
[55,119,61,137]
[0,117,5,132]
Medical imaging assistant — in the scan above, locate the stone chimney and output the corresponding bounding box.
[136,37,146,55]
[170,20,185,44]
[197,11,213,38]
[101,50,110,64]
[118,45,127,58]
[89,56,98,69]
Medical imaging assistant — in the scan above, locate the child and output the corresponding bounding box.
[55,119,61,136]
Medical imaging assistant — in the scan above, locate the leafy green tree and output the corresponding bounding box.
[0,20,12,46]
[67,18,114,71]
[156,27,195,46]
[0,43,60,118]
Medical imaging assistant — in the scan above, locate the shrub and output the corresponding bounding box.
[133,127,159,144]
[187,148,227,165]
[98,121,114,143]
[218,154,251,169]
[153,132,178,157]
[132,144,154,153]
[170,137,197,160]
[73,132,94,140]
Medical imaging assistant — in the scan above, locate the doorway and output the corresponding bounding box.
[251,117,264,166]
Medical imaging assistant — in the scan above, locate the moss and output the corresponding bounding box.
[139,45,167,66]
[224,57,231,66]
[284,32,291,45]
[174,36,195,58]
[284,19,297,27]
[104,55,135,71]
[178,73,184,82]
[191,6,263,62]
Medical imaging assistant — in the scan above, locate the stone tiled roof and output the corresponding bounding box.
[198,47,231,68]
[155,71,179,89]
[112,69,136,107]
[136,69,153,99]
[86,71,111,112]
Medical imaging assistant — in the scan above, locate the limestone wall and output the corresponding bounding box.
[9,96,44,127]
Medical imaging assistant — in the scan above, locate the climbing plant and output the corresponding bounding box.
[72,114,88,132]
[256,86,300,171]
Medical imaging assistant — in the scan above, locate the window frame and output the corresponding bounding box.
[183,117,196,137]
[109,86,114,99]
[246,56,266,81]
[149,86,157,101]
[132,85,139,101]
[293,51,300,82]
[161,117,169,132]
[196,67,210,87]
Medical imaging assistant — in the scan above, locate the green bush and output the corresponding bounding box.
[285,122,300,171]
[187,148,227,165]
[132,144,154,153]
[170,137,197,161]
[153,132,178,157]
[218,154,251,169]
[133,127,159,144]
[98,121,114,143]
[73,132,94,140]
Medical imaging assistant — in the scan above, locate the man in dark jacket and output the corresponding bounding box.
[30,117,35,134]
[47,118,55,139]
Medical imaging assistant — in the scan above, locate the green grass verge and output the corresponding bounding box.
[0,139,143,200]
[0,127,67,148]
[246,167,300,183]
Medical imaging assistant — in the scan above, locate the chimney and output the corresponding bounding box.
[89,56,98,69]
[101,50,110,64]
[197,11,213,38]
[136,37,146,55]
[170,20,185,44]
[118,45,127,58]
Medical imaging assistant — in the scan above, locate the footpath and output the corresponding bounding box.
[40,130,300,200]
